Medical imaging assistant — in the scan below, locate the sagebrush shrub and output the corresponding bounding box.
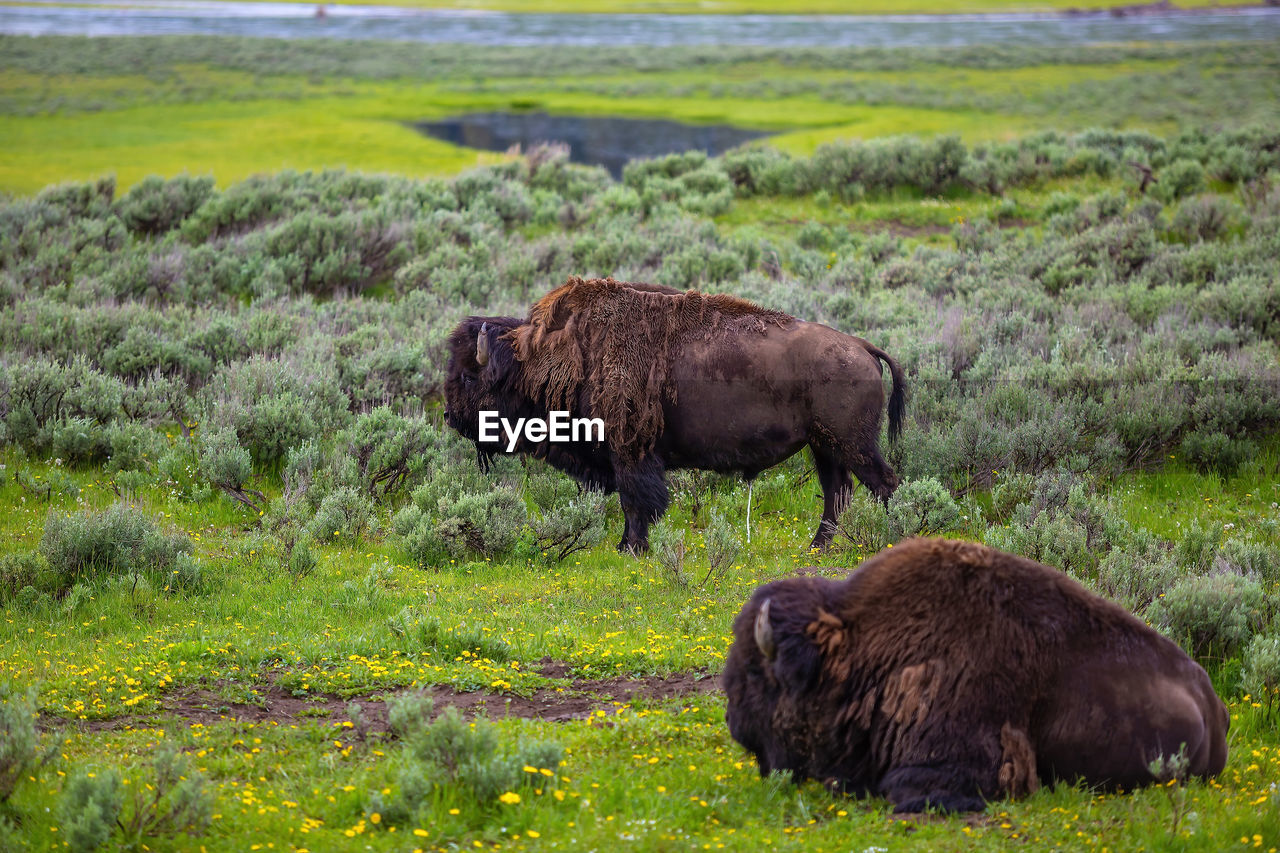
[103,422,163,473]
[61,768,123,853]
[1219,538,1280,584]
[1155,158,1206,203]
[116,741,212,847]
[1149,572,1269,659]
[197,427,253,495]
[532,491,608,562]
[1,681,52,803]
[389,607,514,662]
[307,487,378,543]
[39,502,192,593]
[335,564,391,610]
[287,540,317,580]
[199,353,350,465]
[336,408,438,499]
[48,416,110,467]
[1171,196,1238,242]
[835,489,892,553]
[110,466,151,499]
[650,523,690,587]
[394,461,528,564]
[1173,521,1221,574]
[0,551,56,604]
[60,742,210,853]
[887,477,961,539]
[2,356,124,451]
[386,690,435,739]
[1093,545,1183,612]
[378,705,562,828]
[1241,633,1280,706]
[702,508,742,585]
[115,174,216,235]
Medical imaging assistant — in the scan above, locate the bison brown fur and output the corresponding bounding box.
[723,537,1228,813]
[444,278,905,554]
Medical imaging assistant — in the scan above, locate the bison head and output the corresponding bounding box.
[444,315,617,492]
[723,577,873,795]
[444,316,522,470]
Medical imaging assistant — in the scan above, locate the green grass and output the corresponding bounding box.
[1113,436,1280,543]
[2,444,1279,851]
[0,72,1027,194]
[0,87,504,194]
[4,39,1276,194]
[5,703,1279,852]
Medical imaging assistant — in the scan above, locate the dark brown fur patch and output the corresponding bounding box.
[506,277,793,462]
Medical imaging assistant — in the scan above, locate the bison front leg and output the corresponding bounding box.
[878,764,990,814]
[615,454,670,555]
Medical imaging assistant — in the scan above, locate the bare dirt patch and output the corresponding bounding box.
[51,667,720,734]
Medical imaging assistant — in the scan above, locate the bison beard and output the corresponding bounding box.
[444,277,906,554]
[723,537,1229,813]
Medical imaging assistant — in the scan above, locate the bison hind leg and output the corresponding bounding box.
[880,765,990,814]
[809,449,853,550]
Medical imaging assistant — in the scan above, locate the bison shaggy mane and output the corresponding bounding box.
[724,537,1228,813]
[505,276,794,463]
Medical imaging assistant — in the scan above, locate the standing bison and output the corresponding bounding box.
[444,277,905,554]
[724,537,1228,813]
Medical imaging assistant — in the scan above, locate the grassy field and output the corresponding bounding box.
[2,31,1280,853]
[2,444,1278,852]
[1,38,1278,194]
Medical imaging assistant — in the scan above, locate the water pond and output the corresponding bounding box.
[414,112,770,178]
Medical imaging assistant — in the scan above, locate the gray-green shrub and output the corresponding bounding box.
[377,705,562,827]
[0,551,56,605]
[60,768,122,853]
[1149,572,1269,659]
[886,477,961,539]
[115,174,216,235]
[307,487,378,543]
[1,681,52,804]
[1241,633,1280,707]
[532,491,608,562]
[39,502,192,593]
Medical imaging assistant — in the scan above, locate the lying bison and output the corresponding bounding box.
[443,277,905,553]
[724,537,1228,813]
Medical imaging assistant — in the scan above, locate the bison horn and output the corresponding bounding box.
[754,598,776,662]
[476,322,490,367]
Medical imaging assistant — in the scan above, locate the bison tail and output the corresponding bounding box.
[864,342,906,444]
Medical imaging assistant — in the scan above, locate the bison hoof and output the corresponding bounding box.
[883,766,988,814]
[617,540,649,557]
[891,794,988,814]
[808,535,835,552]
